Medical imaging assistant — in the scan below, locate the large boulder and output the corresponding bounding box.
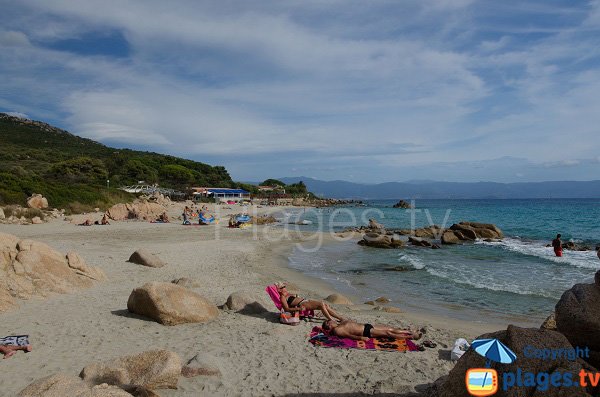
[105,201,165,221]
[392,200,412,209]
[427,325,598,397]
[555,282,600,368]
[441,222,503,244]
[224,291,268,314]
[0,233,106,313]
[358,232,404,249]
[128,250,166,268]
[26,193,48,209]
[80,350,182,390]
[17,373,132,397]
[127,282,219,325]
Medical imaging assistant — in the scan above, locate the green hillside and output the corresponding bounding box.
[0,113,234,211]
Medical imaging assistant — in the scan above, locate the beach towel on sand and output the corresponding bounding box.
[0,335,29,347]
[309,327,418,352]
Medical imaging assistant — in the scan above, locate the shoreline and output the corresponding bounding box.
[0,205,535,396]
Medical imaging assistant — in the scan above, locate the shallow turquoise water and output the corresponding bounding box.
[282,199,600,320]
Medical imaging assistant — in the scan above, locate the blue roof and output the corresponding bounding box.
[207,189,249,194]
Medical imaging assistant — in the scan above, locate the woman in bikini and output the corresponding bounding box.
[277,283,345,322]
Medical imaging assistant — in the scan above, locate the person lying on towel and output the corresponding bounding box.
[322,319,422,341]
[0,344,32,359]
[277,283,345,322]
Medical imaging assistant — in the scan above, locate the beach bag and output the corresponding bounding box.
[451,338,470,361]
[280,311,300,325]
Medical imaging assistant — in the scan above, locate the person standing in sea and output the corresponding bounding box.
[552,234,563,257]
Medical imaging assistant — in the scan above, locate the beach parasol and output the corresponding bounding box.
[472,338,517,367]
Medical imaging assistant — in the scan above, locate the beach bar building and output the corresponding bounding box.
[191,187,250,202]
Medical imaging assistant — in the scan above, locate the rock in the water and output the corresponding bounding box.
[81,350,181,390]
[367,218,385,230]
[127,282,219,325]
[441,222,503,244]
[408,236,433,247]
[555,282,600,368]
[171,277,199,288]
[392,200,412,209]
[26,193,48,209]
[0,233,106,313]
[224,291,267,313]
[358,232,404,249]
[562,241,592,251]
[128,249,166,268]
[325,293,352,305]
[374,296,390,304]
[440,230,461,245]
[17,373,132,397]
[427,325,598,397]
[181,353,222,378]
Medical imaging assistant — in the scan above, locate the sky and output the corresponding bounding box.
[1,0,599,183]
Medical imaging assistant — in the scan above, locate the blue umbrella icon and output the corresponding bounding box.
[472,338,517,367]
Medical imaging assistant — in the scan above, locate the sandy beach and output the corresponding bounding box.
[0,204,531,396]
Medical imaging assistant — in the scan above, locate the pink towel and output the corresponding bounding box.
[265,285,283,311]
[265,285,315,318]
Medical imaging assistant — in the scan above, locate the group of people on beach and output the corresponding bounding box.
[79,214,110,226]
[275,283,421,341]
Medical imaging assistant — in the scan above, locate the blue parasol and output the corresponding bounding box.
[472,338,517,366]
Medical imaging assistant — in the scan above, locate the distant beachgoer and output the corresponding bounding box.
[276,283,344,322]
[182,206,191,224]
[158,212,170,223]
[0,344,32,359]
[552,234,563,257]
[100,214,110,225]
[322,319,421,341]
[79,219,92,226]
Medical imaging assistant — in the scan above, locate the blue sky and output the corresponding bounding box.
[1,0,599,183]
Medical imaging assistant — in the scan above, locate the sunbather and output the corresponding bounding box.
[0,344,32,359]
[277,283,345,322]
[100,214,110,225]
[79,219,92,226]
[322,319,421,341]
[157,212,170,223]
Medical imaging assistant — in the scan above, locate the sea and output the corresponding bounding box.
[277,199,600,323]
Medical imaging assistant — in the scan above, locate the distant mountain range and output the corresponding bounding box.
[277,177,600,199]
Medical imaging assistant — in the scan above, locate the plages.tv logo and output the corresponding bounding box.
[465,338,517,396]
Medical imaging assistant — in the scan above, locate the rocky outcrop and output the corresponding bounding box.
[540,312,557,330]
[80,350,182,390]
[224,291,268,314]
[105,201,165,221]
[0,233,106,313]
[561,241,592,251]
[26,193,48,209]
[441,222,503,244]
[368,219,385,231]
[325,293,353,305]
[251,215,277,225]
[427,325,599,397]
[408,236,440,249]
[17,373,132,397]
[358,232,404,249]
[392,200,412,209]
[127,282,219,325]
[395,225,443,238]
[555,281,600,369]
[128,250,166,268]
